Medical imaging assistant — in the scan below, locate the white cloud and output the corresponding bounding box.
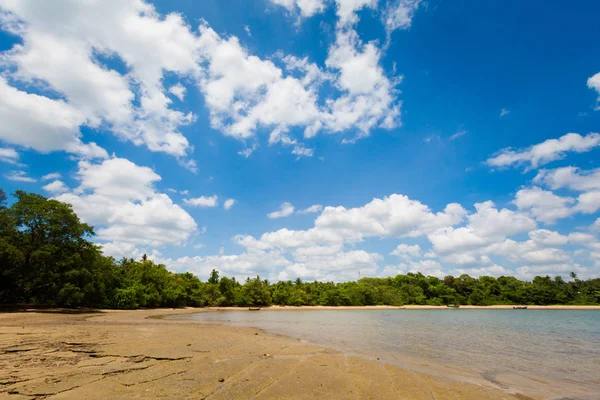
[0,0,412,162]
[268,202,295,219]
[519,248,571,265]
[190,189,594,280]
[42,180,68,194]
[314,194,467,239]
[390,243,421,259]
[500,108,510,118]
[238,144,257,158]
[467,201,537,238]
[41,172,61,181]
[194,2,403,148]
[323,27,401,139]
[239,194,467,254]
[161,250,292,281]
[224,198,236,210]
[244,25,251,36]
[516,264,592,280]
[382,0,420,35]
[587,72,600,110]
[55,157,197,247]
[0,147,20,164]
[513,187,575,224]
[168,83,186,101]
[1,0,198,160]
[575,190,600,214]
[335,0,378,27]
[297,204,323,214]
[278,249,382,282]
[486,132,600,170]
[402,259,446,278]
[0,77,107,159]
[528,229,568,247]
[567,232,596,245]
[449,130,467,140]
[268,127,315,158]
[184,195,218,208]
[3,170,35,182]
[269,0,326,18]
[534,166,600,192]
[291,144,314,158]
[533,167,600,215]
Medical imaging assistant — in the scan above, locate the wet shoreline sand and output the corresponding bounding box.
[0,308,541,399]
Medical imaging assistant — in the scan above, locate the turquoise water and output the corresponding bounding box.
[172,310,600,399]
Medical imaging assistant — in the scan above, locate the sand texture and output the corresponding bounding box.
[0,309,539,399]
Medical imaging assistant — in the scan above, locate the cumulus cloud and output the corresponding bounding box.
[516,264,592,280]
[238,194,468,260]
[0,0,413,161]
[224,198,236,210]
[268,202,295,219]
[159,250,292,281]
[0,0,200,162]
[187,187,595,281]
[588,72,600,110]
[513,187,575,224]
[54,157,197,248]
[0,77,107,159]
[184,195,218,208]
[390,243,421,259]
[278,249,383,282]
[168,83,187,101]
[269,0,326,18]
[534,167,600,192]
[531,166,600,217]
[486,133,600,170]
[383,0,421,35]
[297,204,323,214]
[42,180,68,194]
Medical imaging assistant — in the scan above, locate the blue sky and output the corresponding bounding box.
[1,0,599,282]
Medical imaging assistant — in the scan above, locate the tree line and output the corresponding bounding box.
[1,189,599,309]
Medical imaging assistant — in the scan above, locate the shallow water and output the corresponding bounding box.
[171,309,600,399]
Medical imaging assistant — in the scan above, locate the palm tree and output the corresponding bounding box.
[570,272,578,281]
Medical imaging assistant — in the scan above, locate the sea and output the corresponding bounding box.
[170,309,600,399]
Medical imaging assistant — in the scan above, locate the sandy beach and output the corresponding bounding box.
[0,308,547,400]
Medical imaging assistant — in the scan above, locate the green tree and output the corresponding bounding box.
[243,276,272,306]
[208,269,220,284]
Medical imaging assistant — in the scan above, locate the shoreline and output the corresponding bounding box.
[0,308,539,400]
[191,304,600,312]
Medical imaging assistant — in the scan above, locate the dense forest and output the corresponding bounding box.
[1,189,599,309]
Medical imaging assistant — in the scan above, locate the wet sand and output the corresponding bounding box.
[0,308,541,399]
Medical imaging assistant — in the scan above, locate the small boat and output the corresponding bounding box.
[512,306,528,309]
[248,307,261,311]
[446,304,460,308]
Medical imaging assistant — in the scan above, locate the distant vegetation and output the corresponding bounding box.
[1,189,599,309]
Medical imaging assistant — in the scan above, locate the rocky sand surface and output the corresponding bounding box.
[0,309,537,399]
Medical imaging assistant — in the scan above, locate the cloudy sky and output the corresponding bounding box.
[1,0,599,282]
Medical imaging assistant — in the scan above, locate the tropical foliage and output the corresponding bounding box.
[1,190,599,308]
